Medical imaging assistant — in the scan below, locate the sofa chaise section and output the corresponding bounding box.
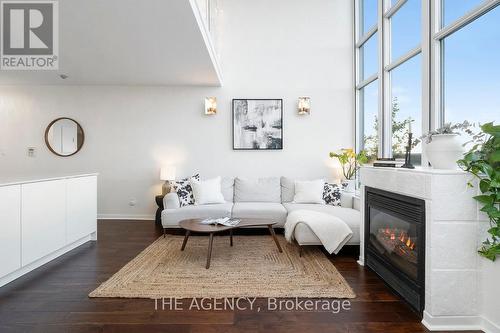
[283,203,361,245]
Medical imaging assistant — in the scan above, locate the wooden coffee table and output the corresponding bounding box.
[178,218,283,269]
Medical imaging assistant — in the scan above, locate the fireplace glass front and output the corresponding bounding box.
[369,209,419,281]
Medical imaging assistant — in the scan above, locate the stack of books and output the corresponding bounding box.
[373,158,404,168]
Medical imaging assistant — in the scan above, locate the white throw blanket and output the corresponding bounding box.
[284,209,353,254]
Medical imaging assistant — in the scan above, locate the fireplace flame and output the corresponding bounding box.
[377,228,416,251]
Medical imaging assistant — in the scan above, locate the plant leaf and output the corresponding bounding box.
[474,194,494,205]
[479,179,490,193]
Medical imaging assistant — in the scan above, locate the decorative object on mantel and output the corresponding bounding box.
[329,148,367,193]
[458,122,500,261]
[401,130,415,169]
[233,99,283,150]
[204,97,217,115]
[420,121,473,169]
[373,157,404,168]
[400,117,416,169]
[298,97,310,115]
[160,166,176,195]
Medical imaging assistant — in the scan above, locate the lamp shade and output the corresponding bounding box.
[160,166,176,181]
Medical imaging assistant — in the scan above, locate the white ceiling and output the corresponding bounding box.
[0,0,222,86]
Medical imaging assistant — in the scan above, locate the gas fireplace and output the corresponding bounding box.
[365,187,425,315]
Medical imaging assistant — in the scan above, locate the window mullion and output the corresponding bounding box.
[381,0,391,158]
[385,0,408,18]
[421,0,432,167]
[434,0,500,40]
[357,25,378,47]
[385,46,422,72]
[357,73,378,90]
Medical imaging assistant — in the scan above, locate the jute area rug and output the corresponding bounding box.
[89,235,355,299]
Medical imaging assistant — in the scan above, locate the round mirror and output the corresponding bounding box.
[45,118,85,157]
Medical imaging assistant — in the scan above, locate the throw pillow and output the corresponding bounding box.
[190,176,226,205]
[172,174,200,207]
[234,177,281,203]
[293,179,325,204]
[323,183,342,206]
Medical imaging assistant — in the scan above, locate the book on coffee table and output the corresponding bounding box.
[199,217,240,227]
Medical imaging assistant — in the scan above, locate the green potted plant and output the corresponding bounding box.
[457,122,500,261]
[329,148,368,193]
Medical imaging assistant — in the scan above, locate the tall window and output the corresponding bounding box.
[355,0,423,164]
[360,80,379,159]
[388,0,422,164]
[355,0,498,165]
[356,0,379,162]
[439,3,500,127]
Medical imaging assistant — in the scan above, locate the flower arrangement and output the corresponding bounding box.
[329,148,368,180]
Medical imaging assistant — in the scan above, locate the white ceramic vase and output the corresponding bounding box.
[425,134,465,169]
[342,179,356,193]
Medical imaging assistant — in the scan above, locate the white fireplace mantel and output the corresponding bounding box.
[359,166,498,332]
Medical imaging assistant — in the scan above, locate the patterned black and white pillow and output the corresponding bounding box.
[172,174,200,207]
[323,183,342,206]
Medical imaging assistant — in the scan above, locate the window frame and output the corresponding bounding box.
[355,0,429,161]
[355,0,498,164]
[431,0,500,129]
[355,0,379,157]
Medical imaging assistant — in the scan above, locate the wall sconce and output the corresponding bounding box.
[205,97,217,115]
[298,97,311,115]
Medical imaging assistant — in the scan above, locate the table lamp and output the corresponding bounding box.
[160,166,176,195]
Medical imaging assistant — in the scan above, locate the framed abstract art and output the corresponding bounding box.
[232,99,283,150]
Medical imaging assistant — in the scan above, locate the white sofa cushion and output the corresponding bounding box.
[293,179,325,204]
[283,203,360,244]
[221,177,235,202]
[232,202,287,226]
[280,177,295,203]
[234,177,281,203]
[191,177,225,205]
[161,203,233,227]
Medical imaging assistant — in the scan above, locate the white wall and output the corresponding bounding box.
[0,0,354,218]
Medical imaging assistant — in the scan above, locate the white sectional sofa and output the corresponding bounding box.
[161,177,361,246]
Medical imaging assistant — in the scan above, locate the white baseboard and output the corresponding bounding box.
[482,316,500,333]
[97,214,155,220]
[0,235,94,288]
[422,311,500,332]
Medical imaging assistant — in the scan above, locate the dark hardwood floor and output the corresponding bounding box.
[0,220,481,333]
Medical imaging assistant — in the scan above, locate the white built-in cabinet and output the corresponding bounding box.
[0,174,97,287]
[0,185,22,278]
